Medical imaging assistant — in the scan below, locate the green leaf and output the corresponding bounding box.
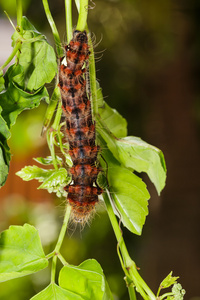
[38,167,70,197]
[0,65,49,128]
[160,272,179,289]
[0,107,11,187]
[42,86,61,130]
[115,136,166,194]
[59,259,113,300]
[98,131,166,195]
[0,141,10,187]
[97,86,127,138]
[16,166,70,197]
[30,283,84,300]
[33,156,63,166]
[0,107,11,141]
[0,224,48,282]
[16,165,55,181]
[101,149,150,235]
[12,17,57,92]
[0,70,5,92]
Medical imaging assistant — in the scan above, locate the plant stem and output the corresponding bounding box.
[58,253,68,265]
[0,42,21,71]
[88,36,98,117]
[42,0,63,57]
[46,250,56,260]
[65,0,73,41]
[156,286,161,298]
[103,190,156,300]
[54,204,72,253]
[51,255,57,283]
[16,0,22,27]
[47,130,58,170]
[50,205,71,283]
[160,292,173,300]
[128,286,137,300]
[52,100,62,130]
[76,0,88,31]
[42,86,61,135]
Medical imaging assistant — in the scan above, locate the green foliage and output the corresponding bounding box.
[30,284,84,300]
[12,17,57,92]
[99,148,149,235]
[96,90,166,234]
[0,64,49,127]
[59,259,113,300]
[0,107,11,186]
[0,224,48,282]
[33,156,63,166]
[160,272,179,289]
[114,136,166,195]
[96,91,166,234]
[16,163,70,197]
[0,16,57,187]
[156,272,186,300]
[97,85,127,138]
[0,71,5,92]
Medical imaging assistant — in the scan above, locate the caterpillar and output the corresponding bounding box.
[58,30,103,223]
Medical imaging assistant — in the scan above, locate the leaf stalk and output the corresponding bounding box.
[0,41,21,71]
[76,0,88,31]
[65,0,73,41]
[42,0,63,57]
[16,0,23,27]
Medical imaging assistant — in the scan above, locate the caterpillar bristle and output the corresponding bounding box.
[59,30,103,224]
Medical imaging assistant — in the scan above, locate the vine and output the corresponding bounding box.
[0,1,185,300]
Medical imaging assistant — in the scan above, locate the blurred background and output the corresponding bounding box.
[0,0,200,299]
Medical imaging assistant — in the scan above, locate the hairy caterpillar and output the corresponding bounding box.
[58,30,103,223]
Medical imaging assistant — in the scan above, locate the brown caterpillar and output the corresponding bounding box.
[58,30,103,223]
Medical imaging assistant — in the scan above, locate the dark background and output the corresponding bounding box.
[0,0,200,299]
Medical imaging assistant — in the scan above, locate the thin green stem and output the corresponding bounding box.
[57,253,68,265]
[0,41,21,71]
[103,190,156,300]
[160,292,173,300]
[156,286,162,298]
[42,0,63,57]
[56,123,68,157]
[51,205,71,282]
[16,0,23,27]
[46,250,56,260]
[129,266,154,300]
[76,0,88,31]
[128,286,137,300]
[54,204,72,253]
[42,86,61,135]
[103,191,133,266]
[51,255,57,283]
[52,100,62,130]
[74,1,97,118]
[47,130,58,170]
[88,36,98,117]
[65,0,73,41]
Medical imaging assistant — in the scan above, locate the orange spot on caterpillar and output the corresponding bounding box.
[74,83,82,90]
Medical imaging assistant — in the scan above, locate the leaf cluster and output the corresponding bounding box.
[0,224,113,299]
[0,16,57,187]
